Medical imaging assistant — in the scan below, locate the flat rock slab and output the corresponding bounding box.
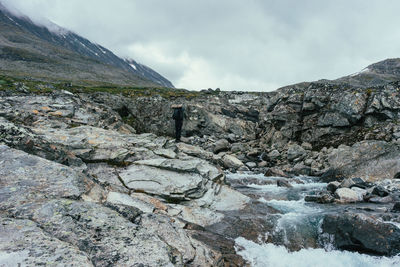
[0,216,93,266]
[119,164,205,200]
[0,145,85,209]
[135,158,223,181]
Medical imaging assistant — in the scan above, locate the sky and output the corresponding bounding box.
[2,0,400,91]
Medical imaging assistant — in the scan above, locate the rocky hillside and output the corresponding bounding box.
[0,3,173,87]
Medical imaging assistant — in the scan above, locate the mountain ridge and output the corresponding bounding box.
[0,3,174,87]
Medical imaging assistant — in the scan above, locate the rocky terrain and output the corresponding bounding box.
[1,61,400,265]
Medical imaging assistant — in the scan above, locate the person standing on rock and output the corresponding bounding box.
[172,104,184,142]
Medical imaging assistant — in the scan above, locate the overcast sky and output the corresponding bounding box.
[3,0,400,91]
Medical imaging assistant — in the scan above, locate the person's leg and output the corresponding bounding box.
[175,120,182,141]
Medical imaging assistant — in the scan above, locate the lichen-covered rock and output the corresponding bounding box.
[0,145,86,209]
[6,200,185,266]
[0,216,93,266]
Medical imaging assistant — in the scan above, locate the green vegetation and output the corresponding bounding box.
[0,74,202,99]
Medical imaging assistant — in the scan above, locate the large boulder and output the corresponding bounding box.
[327,141,400,181]
[320,213,400,256]
[334,188,363,203]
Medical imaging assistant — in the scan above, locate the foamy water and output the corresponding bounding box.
[235,237,400,267]
[228,172,400,266]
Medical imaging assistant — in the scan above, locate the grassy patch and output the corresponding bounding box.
[0,74,202,99]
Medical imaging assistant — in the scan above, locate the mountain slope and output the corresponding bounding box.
[332,58,400,88]
[0,4,173,87]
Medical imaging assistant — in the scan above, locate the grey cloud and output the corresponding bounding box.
[2,0,400,91]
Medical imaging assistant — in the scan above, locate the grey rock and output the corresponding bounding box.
[153,148,177,159]
[292,162,311,176]
[213,139,230,154]
[327,141,400,181]
[245,161,257,168]
[318,112,350,127]
[119,164,206,200]
[276,179,292,188]
[320,212,400,256]
[327,181,340,193]
[176,142,213,160]
[106,191,154,213]
[0,216,93,266]
[335,188,363,203]
[267,149,280,160]
[392,202,400,212]
[368,195,393,204]
[372,185,390,197]
[7,200,186,266]
[287,144,306,162]
[221,154,244,169]
[0,145,86,209]
[304,193,334,204]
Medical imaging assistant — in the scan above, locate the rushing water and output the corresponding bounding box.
[226,172,400,267]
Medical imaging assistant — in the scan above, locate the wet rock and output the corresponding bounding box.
[264,167,289,178]
[327,181,340,193]
[340,177,370,189]
[368,196,393,204]
[319,168,344,183]
[392,202,400,212]
[189,230,247,267]
[372,185,390,197]
[334,188,363,203]
[277,179,293,188]
[304,193,334,204]
[320,213,400,256]
[292,162,311,176]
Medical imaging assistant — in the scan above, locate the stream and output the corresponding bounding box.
[225,172,400,267]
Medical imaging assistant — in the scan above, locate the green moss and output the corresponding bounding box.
[0,73,204,99]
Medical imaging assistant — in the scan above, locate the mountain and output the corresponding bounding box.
[0,3,173,87]
[332,58,400,88]
[278,58,400,92]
